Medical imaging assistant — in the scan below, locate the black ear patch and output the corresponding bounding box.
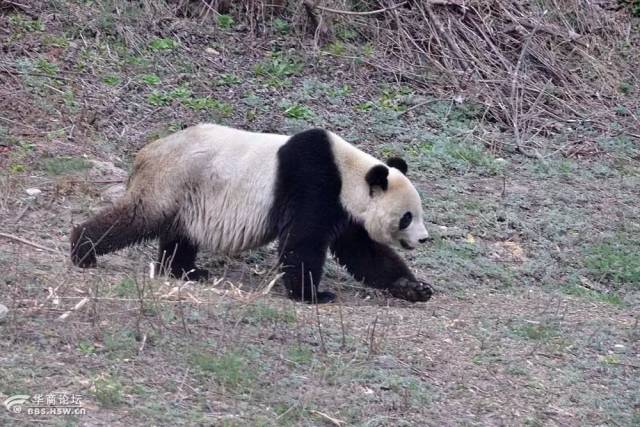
[387,157,408,175]
[365,164,389,192]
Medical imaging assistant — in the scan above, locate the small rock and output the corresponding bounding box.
[0,303,8,322]
[25,188,41,196]
[101,184,126,203]
[88,160,127,180]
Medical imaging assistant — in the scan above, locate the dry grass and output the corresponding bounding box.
[0,1,639,425]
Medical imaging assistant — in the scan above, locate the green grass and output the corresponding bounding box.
[8,15,44,33]
[43,156,92,175]
[35,59,58,76]
[255,54,303,87]
[114,278,137,297]
[216,73,242,86]
[272,18,290,34]
[283,104,313,119]
[511,322,559,341]
[244,302,295,325]
[102,74,121,86]
[216,14,234,29]
[183,97,232,116]
[103,330,137,360]
[148,37,177,51]
[585,239,640,287]
[139,73,161,85]
[94,375,124,408]
[287,347,313,365]
[560,283,623,305]
[77,340,97,356]
[189,350,255,392]
[324,41,347,56]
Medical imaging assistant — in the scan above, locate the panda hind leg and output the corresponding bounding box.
[158,234,210,281]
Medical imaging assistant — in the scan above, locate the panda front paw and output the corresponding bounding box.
[70,244,97,268]
[389,278,433,302]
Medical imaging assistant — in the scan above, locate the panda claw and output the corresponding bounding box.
[389,278,433,302]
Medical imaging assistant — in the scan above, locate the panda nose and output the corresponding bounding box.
[419,237,430,244]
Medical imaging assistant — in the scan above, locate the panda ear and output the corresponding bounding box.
[386,157,408,175]
[365,164,389,193]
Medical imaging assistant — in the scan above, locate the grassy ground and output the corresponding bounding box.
[1,2,639,426]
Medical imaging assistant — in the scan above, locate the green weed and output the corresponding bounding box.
[183,97,233,116]
[585,239,640,287]
[244,302,295,325]
[189,350,255,392]
[35,59,58,76]
[114,278,137,297]
[287,347,313,365]
[8,15,44,32]
[102,74,121,86]
[140,74,161,85]
[560,283,623,305]
[273,18,290,34]
[148,37,177,51]
[94,375,124,407]
[511,322,559,341]
[255,54,303,87]
[77,340,96,356]
[284,104,313,119]
[217,14,234,29]
[324,41,347,56]
[43,156,91,175]
[216,73,241,86]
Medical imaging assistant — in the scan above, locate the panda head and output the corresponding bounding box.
[362,157,429,250]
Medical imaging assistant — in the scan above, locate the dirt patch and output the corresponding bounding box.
[1,2,639,426]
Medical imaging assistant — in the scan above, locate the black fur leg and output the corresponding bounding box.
[158,235,209,281]
[330,221,432,302]
[279,241,331,304]
[70,198,165,268]
[270,128,349,304]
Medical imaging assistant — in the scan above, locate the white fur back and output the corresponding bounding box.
[132,124,288,254]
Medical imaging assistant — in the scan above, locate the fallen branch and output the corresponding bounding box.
[58,297,90,320]
[312,1,407,16]
[0,232,63,255]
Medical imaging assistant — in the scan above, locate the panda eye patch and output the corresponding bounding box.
[399,212,412,230]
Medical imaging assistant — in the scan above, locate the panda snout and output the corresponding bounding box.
[418,237,430,244]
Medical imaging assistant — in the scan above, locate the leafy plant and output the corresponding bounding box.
[255,54,303,87]
[36,59,58,76]
[94,376,124,407]
[140,74,161,85]
[43,156,91,175]
[189,351,255,392]
[284,104,313,119]
[102,74,121,86]
[585,239,640,287]
[8,15,44,32]
[273,18,290,34]
[216,14,234,29]
[216,73,241,86]
[148,37,177,51]
[324,41,347,56]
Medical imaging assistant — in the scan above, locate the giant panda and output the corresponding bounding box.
[70,124,433,303]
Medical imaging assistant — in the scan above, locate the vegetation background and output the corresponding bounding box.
[0,0,639,425]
